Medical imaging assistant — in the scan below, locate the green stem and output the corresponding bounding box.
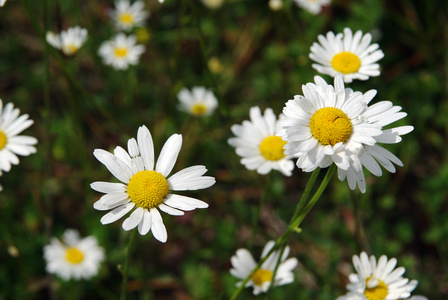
[230,165,336,299]
[290,168,320,222]
[120,229,137,300]
[249,175,270,249]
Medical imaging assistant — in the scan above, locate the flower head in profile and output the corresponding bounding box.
[43,229,105,281]
[200,0,224,9]
[293,0,330,15]
[228,106,295,176]
[98,33,145,70]
[46,26,88,56]
[277,76,413,192]
[0,100,37,178]
[230,241,298,295]
[110,0,148,31]
[91,125,215,243]
[177,86,218,117]
[310,28,384,83]
[337,252,422,300]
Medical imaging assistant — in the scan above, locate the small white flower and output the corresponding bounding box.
[110,0,148,31]
[278,76,413,192]
[0,99,37,177]
[230,241,298,295]
[0,0,7,7]
[200,0,224,9]
[91,125,215,243]
[337,252,420,300]
[98,33,145,70]
[177,86,218,117]
[43,229,105,281]
[293,0,330,14]
[46,26,88,56]
[269,0,283,11]
[229,106,295,176]
[310,27,384,83]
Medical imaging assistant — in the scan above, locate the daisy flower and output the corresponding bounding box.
[110,0,148,31]
[177,86,218,117]
[309,27,384,83]
[200,0,224,9]
[228,106,295,176]
[293,0,330,15]
[91,125,215,243]
[277,75,413,192]
[0,99,37,176]
[336,252,420,300]
[98,33,145,70]
[46,26,88,56]
[43,229,105,281]
[230,241,298,295]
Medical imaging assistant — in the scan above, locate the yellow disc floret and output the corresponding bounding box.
[309,107,352,146]
[114,47,128,58]
[118,13,134,26]
[331,52,361,74]
[191,103,208,116]
[65,247,84,264]
[251,268,273,287]
[259,136,287,161]
[127,170,170,209]
[364,277,388,300]
[0,131,7,150]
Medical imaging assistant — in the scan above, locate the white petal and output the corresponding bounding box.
[155,134,182,177]
[137,125,155,171]
[122,207,145,230]
[100,202,135,224]
[150,208,167,243]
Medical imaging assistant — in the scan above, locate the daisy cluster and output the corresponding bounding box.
[98,0,148,70]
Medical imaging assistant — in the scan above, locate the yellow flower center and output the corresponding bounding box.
[259,135,287,161]
[65,247,84,264]
[251,268,273,287]
[0,131,7,150]
[331,52,361,74]
[364,277,388,300]
[191,103,208,116]
[114,47,128,58]
[65,44,78,55]
[309,107,352,146]
[127,170,169,209]
[118,13,134,25]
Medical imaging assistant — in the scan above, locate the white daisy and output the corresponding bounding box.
[110,0,148,31]
[277,75,413,192]
[0,0,7,7]
[177,86,218,117]
[0,99,37,177]
[46,26,88,56]
[230,241,298,295]
[43,229,105,281]
[228,106,295,176]
[337,252,420,300]
[200,0,224,9]
[91,125,215,243]
[309,27,384,83]
[293,0,330,15]
[98,33,145,70]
